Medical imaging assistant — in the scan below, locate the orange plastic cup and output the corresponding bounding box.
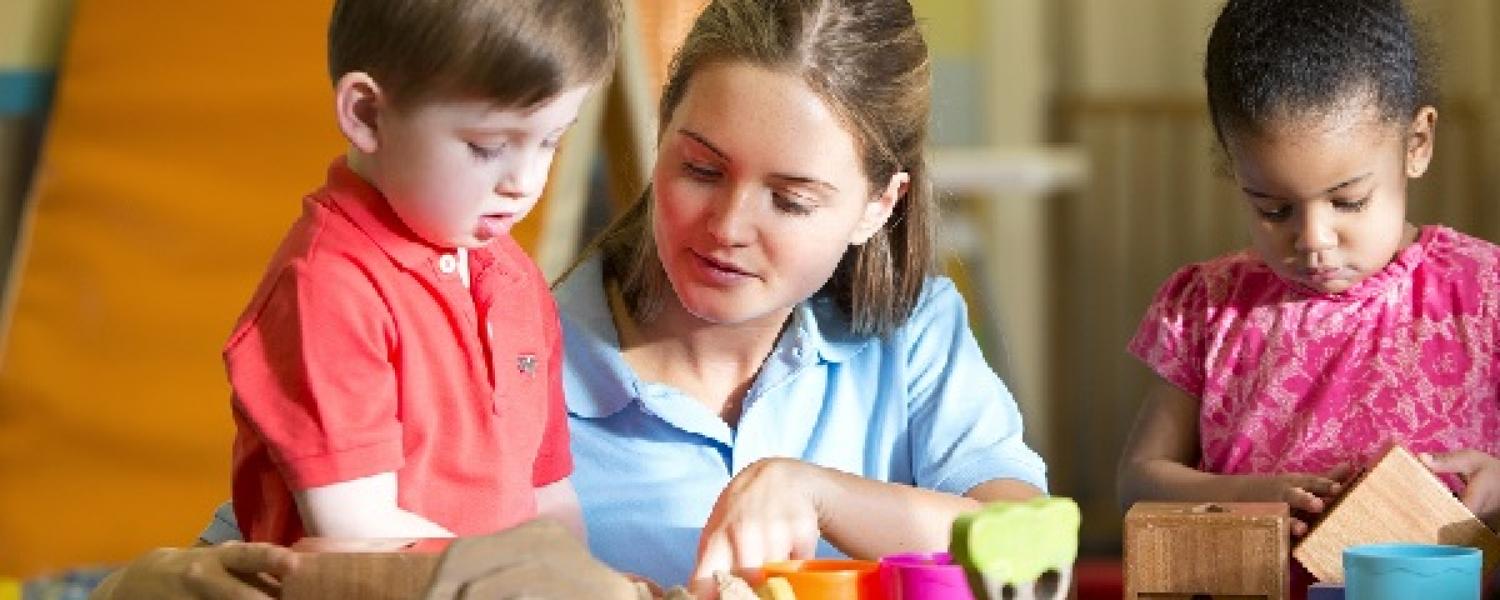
[761,559,883,599]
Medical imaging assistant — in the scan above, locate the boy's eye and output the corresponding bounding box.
[467,142,504,160]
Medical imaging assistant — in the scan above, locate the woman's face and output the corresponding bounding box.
[651,61,903,327]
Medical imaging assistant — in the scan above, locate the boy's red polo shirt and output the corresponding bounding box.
[227,159,571,545]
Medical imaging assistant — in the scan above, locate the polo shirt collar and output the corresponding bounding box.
[796,293,874,364]
[558,255,636,419]
[321,157,454,271]
[559,255,875,421]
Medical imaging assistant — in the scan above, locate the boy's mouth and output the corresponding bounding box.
[476,213,516,239]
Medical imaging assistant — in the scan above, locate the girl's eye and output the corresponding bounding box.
[1333,195,1372,212]
[1256,205,1292,222]
[772,192,813,216]
[467,142,504,160]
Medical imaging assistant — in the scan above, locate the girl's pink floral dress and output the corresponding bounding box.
[1130,225,1500,482]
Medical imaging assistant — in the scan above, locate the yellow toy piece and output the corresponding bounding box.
[756,576,796,600]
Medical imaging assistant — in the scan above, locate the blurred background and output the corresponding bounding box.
[0,0,1495,593]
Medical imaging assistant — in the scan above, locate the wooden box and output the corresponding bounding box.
[1125,502,1289,599]
[280,538,447,600]
[1293,445,1500,582]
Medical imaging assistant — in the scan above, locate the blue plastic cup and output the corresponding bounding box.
[1343,543,1480,600]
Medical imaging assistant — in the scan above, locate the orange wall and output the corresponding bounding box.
[0,1,551,576]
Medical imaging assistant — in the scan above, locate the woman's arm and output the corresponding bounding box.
[815,465,1042,557]
[689,458,1042,585]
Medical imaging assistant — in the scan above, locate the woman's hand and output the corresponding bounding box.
[1422,449,1500,529]
[89,542,298,600]
[690,458,824,592]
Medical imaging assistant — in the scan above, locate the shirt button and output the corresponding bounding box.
[438,254,458,274]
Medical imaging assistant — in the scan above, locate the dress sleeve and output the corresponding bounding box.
[225,257,403,490]
[904,278,1049,495]
[1127,264,1211,398]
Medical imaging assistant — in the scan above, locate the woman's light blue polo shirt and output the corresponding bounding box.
[560,256,1047,586]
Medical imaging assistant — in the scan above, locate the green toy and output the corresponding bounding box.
[950,497,1081,600]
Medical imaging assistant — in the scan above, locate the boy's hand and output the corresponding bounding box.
[1239,465,1352,536]
[1421,449,1500,530]
[90,542,298,600]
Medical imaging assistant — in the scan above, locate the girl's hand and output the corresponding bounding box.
[1421,449,1500,529]
[1239,465,1352,536]
[90,542,298,600]
[689,458,824,597]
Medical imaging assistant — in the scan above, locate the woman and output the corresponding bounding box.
[95,0,1046,596]
[559,0,1045,586]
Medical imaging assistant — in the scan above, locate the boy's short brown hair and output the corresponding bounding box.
[328,0,620,108]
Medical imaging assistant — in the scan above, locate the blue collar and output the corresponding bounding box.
[557,254,873,420]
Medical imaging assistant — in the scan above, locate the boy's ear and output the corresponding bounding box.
[1404,105,1437,178]
[334,72,385,154]
[850,171,909,246]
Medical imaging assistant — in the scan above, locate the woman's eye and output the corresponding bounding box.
[773,192,813,216]
[682,162,720,180]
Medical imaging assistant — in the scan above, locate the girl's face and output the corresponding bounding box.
[650,61,905,328]
[1225,103,1436,294]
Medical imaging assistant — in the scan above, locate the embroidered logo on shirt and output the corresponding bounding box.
[517,354,538,377]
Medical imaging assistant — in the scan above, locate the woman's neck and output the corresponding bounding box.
[608,284,793,427]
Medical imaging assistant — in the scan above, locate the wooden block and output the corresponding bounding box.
[1124,502,1289,600]
[1293,445,1500,583]
[280,538,448,600]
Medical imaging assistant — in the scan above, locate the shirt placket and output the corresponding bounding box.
[432,250,495,393]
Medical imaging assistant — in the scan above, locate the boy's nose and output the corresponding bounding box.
[496,151,549,200]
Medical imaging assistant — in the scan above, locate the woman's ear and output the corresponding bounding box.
[334,72,385,155]
[850,171,909,245]
[1404,105,1437,178]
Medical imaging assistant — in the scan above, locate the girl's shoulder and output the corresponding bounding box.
[1420,225,1500,277]
[1149,250,1275,307]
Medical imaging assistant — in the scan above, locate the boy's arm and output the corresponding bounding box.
[294,472,455,538]
[534,477,585,543]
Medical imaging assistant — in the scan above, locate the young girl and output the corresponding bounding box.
[1118,0,1500,543]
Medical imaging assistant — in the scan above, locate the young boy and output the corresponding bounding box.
[227,0,618,545]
